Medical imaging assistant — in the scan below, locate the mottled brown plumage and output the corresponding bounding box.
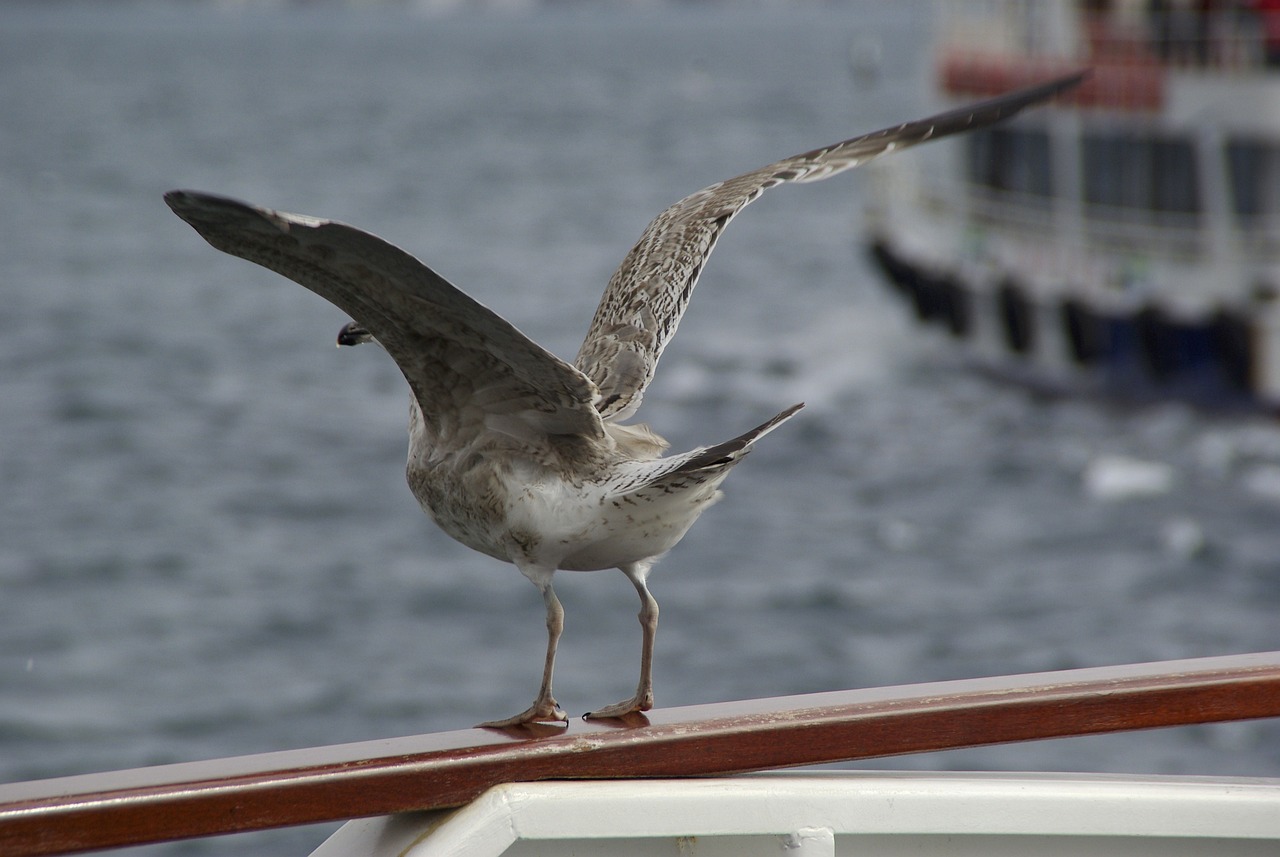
[165,72,1082,727]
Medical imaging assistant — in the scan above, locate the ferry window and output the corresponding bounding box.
[1082,133,1200,218]
[966,127,1052,199]
[1152,139,1199,214]
[1227,139,1280,223]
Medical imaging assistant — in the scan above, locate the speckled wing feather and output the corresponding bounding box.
[575,72,1086,422]
[165,191,605,451]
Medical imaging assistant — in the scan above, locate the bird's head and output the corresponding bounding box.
[336,321,376,347]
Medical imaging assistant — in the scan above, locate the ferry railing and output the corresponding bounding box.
[913,174,1215,264]
[1238,213,1280,259]
[953,178,1280,268]
[940,3,1277,75]
[1,650,1279,856]
[906,163,1213,264]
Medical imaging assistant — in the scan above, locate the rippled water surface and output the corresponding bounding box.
[2,3,1279,854]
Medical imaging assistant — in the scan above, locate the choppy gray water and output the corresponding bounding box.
[3,2,1279,854]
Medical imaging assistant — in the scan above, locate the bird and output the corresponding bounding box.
[165,72,1082,728]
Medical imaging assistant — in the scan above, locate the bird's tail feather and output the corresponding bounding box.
[673,402,804,474]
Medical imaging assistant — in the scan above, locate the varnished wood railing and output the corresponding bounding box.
[3,651,1280,856]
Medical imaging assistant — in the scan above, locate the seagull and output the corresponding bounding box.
[165,72,1082,728]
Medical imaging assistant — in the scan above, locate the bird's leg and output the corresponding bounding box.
[478,576,569,728]
[585,562,658,720]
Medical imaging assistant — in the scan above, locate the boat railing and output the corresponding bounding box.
[1083,14,1271,74]
[941,1,1280,77]
[2,650,1279,856]
[912,175,1211,264]
[1237,213,1280,259]
[1078,201,1206,259]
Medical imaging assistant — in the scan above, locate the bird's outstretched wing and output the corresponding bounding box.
[165,191,605,454]
[574,72,1086,422]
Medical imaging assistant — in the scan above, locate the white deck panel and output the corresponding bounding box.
[311,770,1280,857]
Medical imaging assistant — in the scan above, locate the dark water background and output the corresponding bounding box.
[2,2,1279,854]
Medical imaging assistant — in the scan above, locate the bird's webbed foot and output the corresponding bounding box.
[477,697,569,729]
[582,692,653,721]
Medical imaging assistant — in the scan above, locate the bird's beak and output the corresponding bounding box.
[337,321,373,347]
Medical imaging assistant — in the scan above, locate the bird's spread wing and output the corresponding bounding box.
[574,71,1086,422]
[165,191,605,453]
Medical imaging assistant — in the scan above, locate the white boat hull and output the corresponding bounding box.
[313,771,1280,856]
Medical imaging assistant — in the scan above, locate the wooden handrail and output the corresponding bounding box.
[3,650,1280,856]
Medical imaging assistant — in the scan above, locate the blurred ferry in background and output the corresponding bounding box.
[867,0,1280,409]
